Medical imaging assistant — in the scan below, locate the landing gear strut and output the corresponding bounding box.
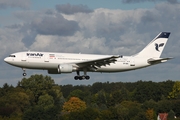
[74,70,90,80]
[22,68,27,76]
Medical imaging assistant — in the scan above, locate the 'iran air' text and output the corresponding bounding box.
[27,53,43,56]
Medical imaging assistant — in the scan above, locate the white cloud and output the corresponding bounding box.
[30,35,55,51]
[0,0,31,9]
[0,28,26,59]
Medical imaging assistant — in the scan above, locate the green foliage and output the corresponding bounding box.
[142,99,158,111]
[0,87,30,118]
[168,110,175,119]
[38,94,54,110]
[168,81,180,99]
[19,75,55,104]
[100,108,118,120]
[61,107,100,120]
[133,81,162,102]
[0,76,178,119]
[91,82,103,94]
[171,100,180,117]
[157,99,172,113]
[0,74,63,119]
[133,112,147,120]
[108,87,130,106]
[23,105,58,120]
[68,89,90,101]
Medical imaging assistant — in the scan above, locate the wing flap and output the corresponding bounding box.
[76,55,120,70]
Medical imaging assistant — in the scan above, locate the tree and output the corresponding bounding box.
[145,108,155,120]
[48,85,63,107]
[157,100,172,113]
[0,87,30,117]
[60,84,74,98]
[19,74,56,105]
[159,80,175,99]
[142,99,158,112]
[171,100,180,118]
[38,94,54,110]
[62,97,86,113]
[115,104,129,119]
[108,87,130,106]
[91,82,103,94]
[168,81,180,99]
[120,101,143,119]
[96,89,108,106]
[81,107,100,120]
[133,81,162,102]
[0,83,14,97]
[23,105,58,120]
[134,112,147,120]
[168,110,175,120]
[100,108,118,120]
[63,107,100,120]
[68,89,87,100]
[20,75,63,119]
[109,90,123,106]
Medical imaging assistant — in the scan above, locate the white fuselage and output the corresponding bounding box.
[4,51,150,73]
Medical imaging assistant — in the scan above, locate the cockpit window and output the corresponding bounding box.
[9,55,16,57]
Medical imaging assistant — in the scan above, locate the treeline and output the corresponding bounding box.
[0,74,180,120]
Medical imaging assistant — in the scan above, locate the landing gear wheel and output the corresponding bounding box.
[79,76,83,80]
[74,76,79,80]
[74,71,90,80]
[23,73,27,76]
[85,76,90,80]
[22,68,26,77]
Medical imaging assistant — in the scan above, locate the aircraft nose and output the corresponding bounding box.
[4,57,10,63]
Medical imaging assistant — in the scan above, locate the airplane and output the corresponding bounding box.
[4,32,172,80]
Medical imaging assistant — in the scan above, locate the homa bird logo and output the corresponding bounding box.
[155,43,164,52]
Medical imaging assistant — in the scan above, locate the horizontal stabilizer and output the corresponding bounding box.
[148,57,173,65]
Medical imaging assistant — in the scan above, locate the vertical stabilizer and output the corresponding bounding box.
[134,32,170,58]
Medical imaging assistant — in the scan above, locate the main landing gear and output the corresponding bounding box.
[74,71,90,80]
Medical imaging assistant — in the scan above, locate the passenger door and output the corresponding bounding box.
[21,53,27,62]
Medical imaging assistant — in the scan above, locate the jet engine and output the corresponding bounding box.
[48,64,75,74]
[58,64,73,73]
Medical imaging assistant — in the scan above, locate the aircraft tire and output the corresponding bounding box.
[23,73,27,76]
[74,76,79,80]
[85,76,90,80]
[79,76,83,80]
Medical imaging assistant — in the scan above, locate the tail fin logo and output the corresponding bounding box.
[155,43,164,52]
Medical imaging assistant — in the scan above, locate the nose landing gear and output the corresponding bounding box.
[22,68,27,76]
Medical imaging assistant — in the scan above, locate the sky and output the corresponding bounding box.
[0,0,180,87]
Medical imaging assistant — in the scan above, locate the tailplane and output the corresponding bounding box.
[134,32,170,58]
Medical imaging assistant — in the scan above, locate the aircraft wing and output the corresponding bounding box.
[148,57,173,65]
[75,55,120,71]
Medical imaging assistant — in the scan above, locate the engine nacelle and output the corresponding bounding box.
[48,64,75,74]
[48,69,59,74]
[58,64,73,73]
